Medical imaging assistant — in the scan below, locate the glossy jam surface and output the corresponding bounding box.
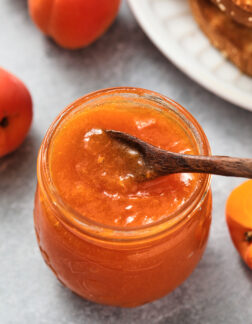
[49,103,202,227]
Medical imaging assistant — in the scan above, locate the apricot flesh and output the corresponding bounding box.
[226,180,252,269]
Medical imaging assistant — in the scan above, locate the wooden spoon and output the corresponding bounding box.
[106,130,252,181]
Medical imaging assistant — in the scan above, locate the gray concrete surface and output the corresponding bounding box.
[1,1,252,323]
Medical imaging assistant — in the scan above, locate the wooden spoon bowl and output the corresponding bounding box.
[106,130,252,181]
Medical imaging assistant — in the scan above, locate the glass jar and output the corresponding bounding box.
[34,87,212,307]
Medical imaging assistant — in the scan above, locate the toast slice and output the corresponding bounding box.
[189,0,252,76]
[211,0,252,27]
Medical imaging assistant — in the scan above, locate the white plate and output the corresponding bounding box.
[128,0,252,111]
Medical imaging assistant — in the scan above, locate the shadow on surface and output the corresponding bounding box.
[7,0,28,12]
[239,258,252,283]
[6,0,28,16]
[53,280,198,324]
[0,130,39,197]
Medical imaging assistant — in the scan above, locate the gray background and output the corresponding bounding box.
[1,1,252,323]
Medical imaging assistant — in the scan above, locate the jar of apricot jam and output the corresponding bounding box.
[34,87,212,307]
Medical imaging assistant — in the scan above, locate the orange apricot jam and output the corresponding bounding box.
[34,88,212,307]
[50,105,201,227]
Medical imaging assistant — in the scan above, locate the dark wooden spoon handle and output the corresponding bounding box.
[106,130,252,179]
[163,154,252,178]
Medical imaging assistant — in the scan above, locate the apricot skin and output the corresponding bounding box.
[0,68,32,158]
[28,0,121,49]
[226,180,252,270]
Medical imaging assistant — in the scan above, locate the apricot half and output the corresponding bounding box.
[28,0,121,49]
[226,180,252,269]
[0,68,32,158]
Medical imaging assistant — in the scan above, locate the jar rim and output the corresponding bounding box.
[37,87,212,243]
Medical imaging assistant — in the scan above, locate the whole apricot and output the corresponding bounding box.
[28,0,121,49]
[0,68,32,158]
[226,180,252,269]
